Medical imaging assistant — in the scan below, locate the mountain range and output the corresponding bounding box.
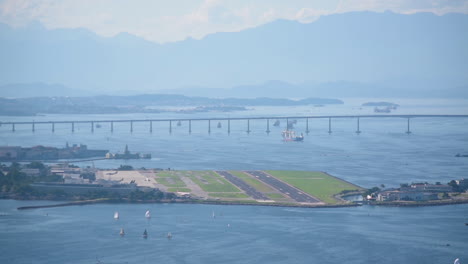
[0,11,467,98]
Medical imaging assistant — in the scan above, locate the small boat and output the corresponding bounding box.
[114,211,119,220]
[143,229,148,238]
[119,228,125,236]
[167,232,172,239]
[145,210,151,219]
[217,122,222,128]
[282,130,304,142]
[374,107,391,113]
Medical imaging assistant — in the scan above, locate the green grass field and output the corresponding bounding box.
[266,171,362,204]
[155,171,187,188]
[153,170,360,205]
[188,171,241,193]
[156,177,186,188]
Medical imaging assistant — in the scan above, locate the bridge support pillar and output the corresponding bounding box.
[328,117,332,134]
[247,119,251,133]
[189,120,192,134]
[208,120,211,134]
[266,119,270,134]
[228,119,230,134]
[52,123,55,133]
[149,121,152,133]
[32,122,35,132]
[91,122,94,133]
[130,121,133,133]
[12,123,15,132]
[111,122,114,133]
[306,118,310,134]
[356,117,361,134]
[72,122,74,133]
[406,118,411,134]
[169,121,172,134]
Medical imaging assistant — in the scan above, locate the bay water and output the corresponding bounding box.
[0,99,467,263]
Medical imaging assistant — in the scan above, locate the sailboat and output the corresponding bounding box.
[114,212,119,220]
[119,228,125,236]
[145,210,151,219]
[167,232,172,239]
[143,229,148,238]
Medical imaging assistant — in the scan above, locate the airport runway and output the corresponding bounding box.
[216,171,269,200]
[245,171,320,203]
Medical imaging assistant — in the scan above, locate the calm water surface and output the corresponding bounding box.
[0,200,467,264]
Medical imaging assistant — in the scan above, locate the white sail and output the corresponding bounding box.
[114,211,119,219]
[454,258,460,264]
[145,210,151,219]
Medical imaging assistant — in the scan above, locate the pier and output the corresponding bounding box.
[1,115,467,134]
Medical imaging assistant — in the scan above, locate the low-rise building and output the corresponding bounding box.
[377,190,438,201]
[401,183,452,193]
[20,168,41,177]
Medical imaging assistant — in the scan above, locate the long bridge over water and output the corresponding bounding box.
[1,115,467,134]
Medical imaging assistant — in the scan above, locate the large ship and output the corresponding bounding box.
[282,130,304,142]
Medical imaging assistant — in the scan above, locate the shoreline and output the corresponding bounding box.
[13,196,468,210]
[367,199,468,207]
[15,198,360,210]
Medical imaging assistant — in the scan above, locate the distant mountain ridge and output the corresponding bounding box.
[0,11,467,98]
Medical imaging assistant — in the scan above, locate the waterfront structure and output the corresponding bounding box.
[106,145,151,159]
[2,115,467,135]
[401,183,453,193]
[377,190,438,201]
[0,144,108,161]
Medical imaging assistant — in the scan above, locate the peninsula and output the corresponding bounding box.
[2,162,467,209]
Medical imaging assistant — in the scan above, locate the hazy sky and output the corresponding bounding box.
[1,0,467,43]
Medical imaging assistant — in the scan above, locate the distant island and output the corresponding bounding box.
[0,94,343,116]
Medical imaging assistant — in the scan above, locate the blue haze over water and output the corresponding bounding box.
[0,99,468,263]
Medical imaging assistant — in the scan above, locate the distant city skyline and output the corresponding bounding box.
[1,0,467,43]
